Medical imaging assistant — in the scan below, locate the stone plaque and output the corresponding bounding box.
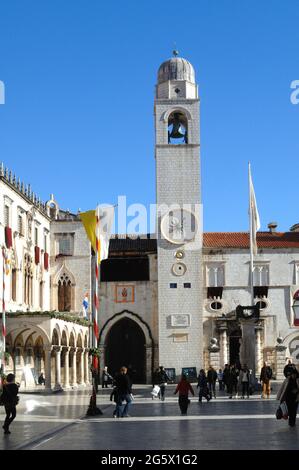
[170,314,190,327]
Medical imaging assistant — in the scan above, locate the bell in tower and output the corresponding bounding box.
[168,111,188,144]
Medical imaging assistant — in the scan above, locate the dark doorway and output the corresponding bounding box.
[105,318,146,383]
[229,326,242,368]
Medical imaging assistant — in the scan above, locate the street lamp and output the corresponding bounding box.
[292,299,299,326]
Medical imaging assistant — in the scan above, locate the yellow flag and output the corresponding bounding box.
[80,210,98,260]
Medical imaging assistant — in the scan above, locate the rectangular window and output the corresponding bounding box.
[170,283,177,288]
[184,283,191,288]
[35,227,38,246]
[58,237,71,255]
[206,264,225,287]
[253,265,269,286]
[44,234,47,252]
[4,205,9,226]
[18,215,23,235]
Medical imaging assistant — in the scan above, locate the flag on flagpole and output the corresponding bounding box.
[249,163,261,255]
[80,205,115,342]
[80,206,115,264]
[82,294,89,318]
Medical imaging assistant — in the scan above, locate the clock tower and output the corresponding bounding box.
[155,52,203,375]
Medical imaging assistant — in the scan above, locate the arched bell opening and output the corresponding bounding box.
[168,111,188,144]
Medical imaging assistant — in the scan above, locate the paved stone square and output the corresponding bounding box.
[0,385,298,450]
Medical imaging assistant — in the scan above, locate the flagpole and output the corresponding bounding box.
[86,206,102,416]
[249,163,254,306]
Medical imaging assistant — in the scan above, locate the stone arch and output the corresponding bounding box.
[282,331,299,361]
[69,330,76,347]
[161,107,193,123]
[52,328,60,346]
[61,330,68,347]
[99,310,155,384]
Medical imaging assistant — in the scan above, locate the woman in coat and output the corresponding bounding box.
[277,366,299,427]
[174,374,194,415]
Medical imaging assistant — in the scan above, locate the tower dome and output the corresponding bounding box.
[157,53,195,84]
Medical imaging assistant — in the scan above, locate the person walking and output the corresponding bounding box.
[174,374,194,415]
[260,361,273,398]
[207,365,218,399]
[223,364,230,392]
[228,364,239,399]
[197,369,211,402]
[114,366,133,418]
[277,366,299,427]
[1,373,19,435]
[284,359,297,378]
[156,366,170,401]
[217,368,224,391]
[239,364,250,399]
[102,366,113,388]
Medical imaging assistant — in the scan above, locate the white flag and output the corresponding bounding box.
[249,164,261,255]
[97,205,115,262]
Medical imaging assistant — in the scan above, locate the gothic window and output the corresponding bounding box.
[168,111,188,144]
[253,264,269,286]
[58,273,73,312]
[23,254,33,306]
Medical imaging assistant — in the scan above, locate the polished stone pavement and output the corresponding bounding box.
[0,385,298,450]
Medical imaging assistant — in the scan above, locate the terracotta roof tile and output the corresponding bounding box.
[203,232,299,249]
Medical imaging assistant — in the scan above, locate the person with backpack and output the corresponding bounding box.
[260,361,273,399]
[1,373,19,435]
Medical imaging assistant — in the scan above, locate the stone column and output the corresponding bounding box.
[79,349,85,386]
[219,326,228,367]
[54,347,62,390]
[255,324,263,376]
[71,348,77,388]
[64,347,70,389]
[84,350,90,385]
[44,346,52,392]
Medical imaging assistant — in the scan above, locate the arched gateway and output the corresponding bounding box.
[100,311,154,384]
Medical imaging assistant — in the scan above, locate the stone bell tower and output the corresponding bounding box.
[155,51,203,377]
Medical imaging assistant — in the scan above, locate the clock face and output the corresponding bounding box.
[161,209,198,245]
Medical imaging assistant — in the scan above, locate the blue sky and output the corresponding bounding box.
[0,0,298,233]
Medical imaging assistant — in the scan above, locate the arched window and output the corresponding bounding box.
[58,273,73,312]
[168,111,188,144]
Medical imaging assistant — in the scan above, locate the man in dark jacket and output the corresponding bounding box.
[284,359,297,378]
[114,366,132,418]
[260,361,273,398]
[1,373,19,434]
